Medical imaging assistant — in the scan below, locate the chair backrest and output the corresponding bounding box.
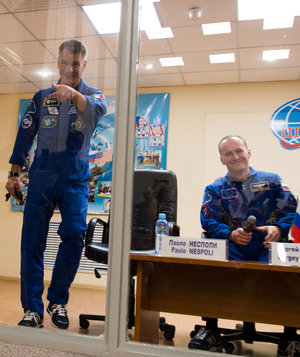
[131,169,178,250]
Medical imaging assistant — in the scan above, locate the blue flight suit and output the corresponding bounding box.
[9,79,107,315]
[201,167,297,262]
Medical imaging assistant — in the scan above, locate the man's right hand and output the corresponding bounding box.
[229,228,252,246]
[5,176,23,202]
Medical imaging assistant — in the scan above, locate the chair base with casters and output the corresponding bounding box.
[79,314,105,329]
[79,267,136,330]
[159,317,176,341]
[79,219,177,340]
[190,322,299,354]
[79,217,108,330]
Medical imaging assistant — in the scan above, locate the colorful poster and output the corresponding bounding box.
[135,93,169,169]
[10,99,36,211]
[12,93,170,214]
[270,98,300,150]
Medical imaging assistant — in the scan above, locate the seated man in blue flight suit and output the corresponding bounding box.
[5,40,107,329]
[188,135,298,357]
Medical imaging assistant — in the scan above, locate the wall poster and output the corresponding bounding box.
[11,93,170,214]
[270,98,300,150]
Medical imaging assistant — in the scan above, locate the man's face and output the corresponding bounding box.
[219,137,251,176]
[58,49,87,88]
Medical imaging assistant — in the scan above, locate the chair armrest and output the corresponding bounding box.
[86,217,109,245]
[168,222,180,236]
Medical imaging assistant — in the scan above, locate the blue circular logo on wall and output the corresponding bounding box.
[270,98,300,150]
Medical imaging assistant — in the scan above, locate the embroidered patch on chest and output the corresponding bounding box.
[70,117,86,133]
[250,181,270,192]
[41,116,57,128]
[43,97,59,107]
[68,105,77,114]
[221,188,238,199]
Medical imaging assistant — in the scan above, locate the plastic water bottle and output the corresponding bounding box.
[155,213,169,255]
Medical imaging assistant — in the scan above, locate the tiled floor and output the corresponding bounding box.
[0,279,290,356]
[0,279,106,337]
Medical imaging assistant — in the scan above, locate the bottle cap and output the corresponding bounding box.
[158,213,166,219]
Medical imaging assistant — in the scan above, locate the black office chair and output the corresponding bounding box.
[189,232,300,354]
[79,169,180,340]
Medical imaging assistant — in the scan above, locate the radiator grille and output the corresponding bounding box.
[44,220,107,273]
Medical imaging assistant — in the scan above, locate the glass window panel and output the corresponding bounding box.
[0,0,119,353]
[127,1,300,356]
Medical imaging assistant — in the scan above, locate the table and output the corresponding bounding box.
[131,254,300,343]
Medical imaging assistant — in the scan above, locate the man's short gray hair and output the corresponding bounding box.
[59,40,88,60]
[218,135,248,154]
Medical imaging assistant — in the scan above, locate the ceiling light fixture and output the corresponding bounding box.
[238,0,300,30]
[145,64,153,70]
[83,2,121,35]
[262,49,290,61]
[238,0,300,20]
[159,57,184,67]
[202,22,231,35]
[263,16,294,29]
[83,0,173,40]
[188,7,202,20]
[209,53,235,64]
[37,70,52,78]
[140,0,173,39]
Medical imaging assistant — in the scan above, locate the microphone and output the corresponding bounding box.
[242,215,256,233]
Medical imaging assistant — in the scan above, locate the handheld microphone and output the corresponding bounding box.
[242,215,256,233]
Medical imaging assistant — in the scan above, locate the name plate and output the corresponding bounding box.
[160,236,228,261]
[270,242,300,267]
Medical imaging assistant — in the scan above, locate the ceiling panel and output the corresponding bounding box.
[0,82,38,93]
[182,51,238,72]
[0,0,298,93]
[0,14,34,42]
[240,68,300,83]
[0,64,29,82]
[32,79,61,90]
[183,70,239,85]
[42,35,115,60]
[139,32,173,56]
[239,45,300,69]
[15,7,96,40]
[169,24,238,53]
[77,0,119,5]
[237,19,300,48]
[138,73,185,87]
[83,58,118,79]
[0,3,8,12]
[84,76,117,91]
[157,0,237,27]
[138,55,182,75]
[0,0,76,12]
[100,34,119,58]
[2,41,56,64]
[13,62,58,82]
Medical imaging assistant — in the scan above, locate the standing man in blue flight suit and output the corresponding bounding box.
[188,135,298,357]
[5,40,107,329]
